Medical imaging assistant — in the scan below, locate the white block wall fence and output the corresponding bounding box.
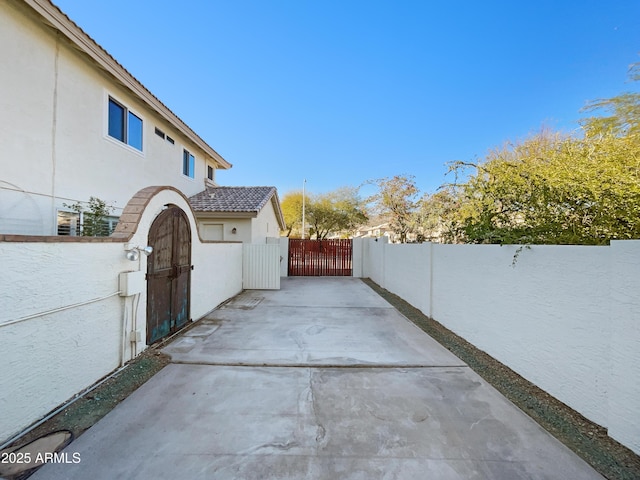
[355,237,640,455]
[0,187,243,446]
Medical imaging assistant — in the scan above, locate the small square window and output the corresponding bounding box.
[183,149,195,178]
[57,211,79,236]
[166,136,175,144]
[154,127,166,139]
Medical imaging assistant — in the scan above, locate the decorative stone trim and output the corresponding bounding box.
[111,186,199,241]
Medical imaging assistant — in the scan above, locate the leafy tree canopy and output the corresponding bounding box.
[307,187,368,239]
[366,175,419,243]
[420,62,640,245]
[281,187,367,239]
[280,190,306,237]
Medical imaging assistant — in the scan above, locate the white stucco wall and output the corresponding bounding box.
[431,244,611,429]
[0,1,221,235]
[361,236,386,285]
[383,243,431,315]
[360,238,640,454]
[1,188,243,445]
[251,203,281,243]
[197,201,282,244]
[608,241,640,453]
[0,241,128,443]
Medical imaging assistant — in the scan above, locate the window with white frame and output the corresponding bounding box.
[183,149,195,178]
[108,97,143,151]
[57,210,119,236]
[207,164,215,182]
[57,211,79,236]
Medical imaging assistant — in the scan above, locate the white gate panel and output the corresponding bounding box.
[243,244,281,289]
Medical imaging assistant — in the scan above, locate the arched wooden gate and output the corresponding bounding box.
[146,205,192,344]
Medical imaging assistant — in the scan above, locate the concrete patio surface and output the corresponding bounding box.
[31,277,604,479]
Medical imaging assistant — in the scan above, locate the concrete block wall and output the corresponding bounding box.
[608,241,640,452]
[358,238,640,455]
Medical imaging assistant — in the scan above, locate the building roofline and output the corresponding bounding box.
[189,186,286,231]
[23,0,232,170]
[269,189,286,231]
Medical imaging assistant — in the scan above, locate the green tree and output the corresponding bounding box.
[64,197,115,237]
[415,188,463,243]
[280,191,306,237]
[580,63,640,137]
[367,175,419,243]
[307,187,368,239]
[447,128,640,244]
[441,64,640,245]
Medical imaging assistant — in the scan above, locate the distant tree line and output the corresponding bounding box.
[281,63,640,245]
[281,187,368,239]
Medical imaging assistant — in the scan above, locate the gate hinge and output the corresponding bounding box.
[191,265,194,270]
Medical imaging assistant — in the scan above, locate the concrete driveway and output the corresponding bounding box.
[33,277,603,479]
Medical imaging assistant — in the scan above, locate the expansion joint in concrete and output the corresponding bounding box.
[169,360,469,369]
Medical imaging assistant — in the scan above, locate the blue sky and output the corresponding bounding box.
[54,0,639,198]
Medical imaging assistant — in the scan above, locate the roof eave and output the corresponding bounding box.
[270,191,286,231]
[25,0,232,170]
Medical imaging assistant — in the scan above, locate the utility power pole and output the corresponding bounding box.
[302,179,306,239]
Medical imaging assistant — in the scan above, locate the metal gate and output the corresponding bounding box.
[288,239,352,276]
[243,243,281,289]
[147,206,192,344]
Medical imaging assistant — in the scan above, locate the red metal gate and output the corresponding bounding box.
[288,239,352,276]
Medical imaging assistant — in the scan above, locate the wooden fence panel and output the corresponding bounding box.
[288,239,352,276]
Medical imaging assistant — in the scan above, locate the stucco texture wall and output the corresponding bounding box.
[359,238,640,455]
[0,1,223,236]
[0,242,127,442]
[1,187,242,444]
[251,203,281,243]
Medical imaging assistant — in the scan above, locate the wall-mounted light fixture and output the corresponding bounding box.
[125,245,153,261]
[231,227,237,234]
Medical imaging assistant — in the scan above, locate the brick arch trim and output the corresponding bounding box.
[111,186,200,241]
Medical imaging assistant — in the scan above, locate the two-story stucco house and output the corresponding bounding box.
[0,0,283,240]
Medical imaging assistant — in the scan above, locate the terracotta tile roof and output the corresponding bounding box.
[189,186,277,213]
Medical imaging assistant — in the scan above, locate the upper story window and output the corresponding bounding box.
[183,149,195,178]
[108,97,143,151]
[207,165,214,181]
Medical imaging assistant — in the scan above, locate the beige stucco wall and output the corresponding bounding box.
[199,218,252,242]
[197,201,283,244]
[0,1,219,235]
[251,201,282,243]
